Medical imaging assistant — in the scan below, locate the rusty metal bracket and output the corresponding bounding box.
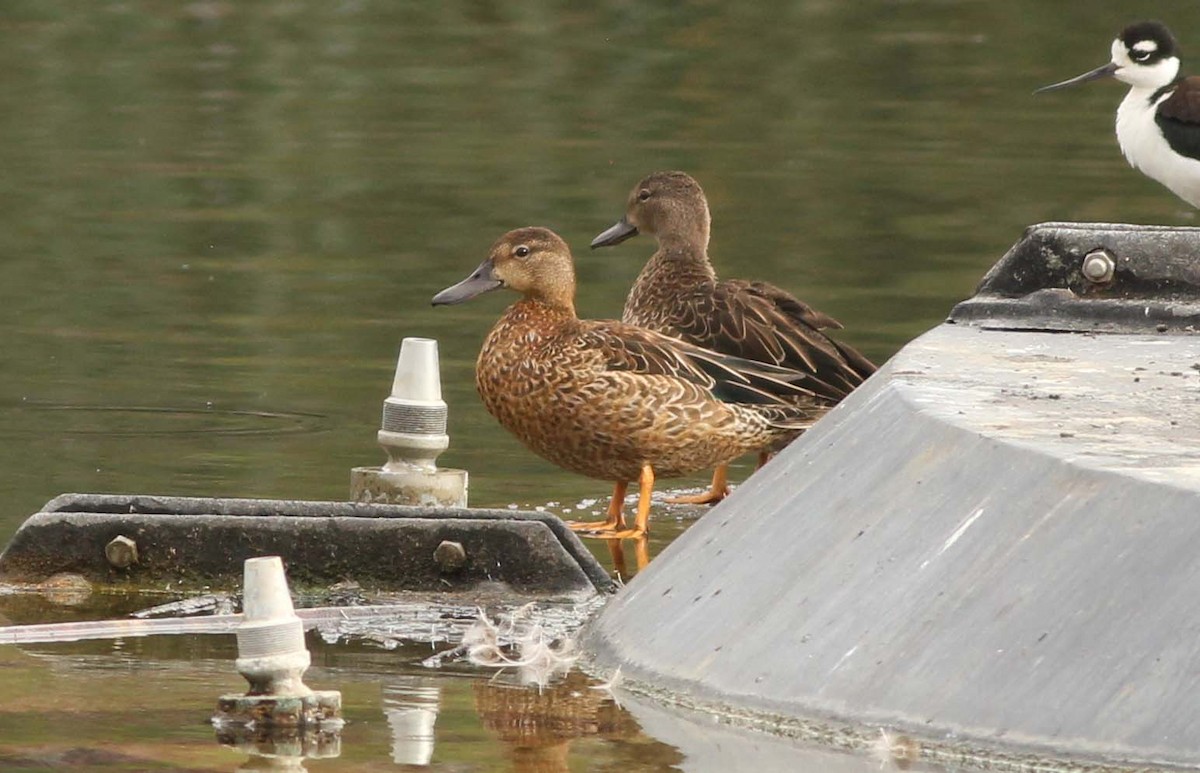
[949,222,1200,333]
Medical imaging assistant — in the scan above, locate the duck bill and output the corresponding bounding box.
[590,216,639,249]
[431,259,503,306]
[1035,61,1119,94]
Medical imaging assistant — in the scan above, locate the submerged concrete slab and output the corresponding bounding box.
[0,495,613,595]
[619,692,923,773]
[584,322,1200,768]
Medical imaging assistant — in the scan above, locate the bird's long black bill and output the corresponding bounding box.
[431,259,502,306]
[1035,61,1120,94]
[590,216,639,248]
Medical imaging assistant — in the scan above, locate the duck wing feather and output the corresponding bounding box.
[578,320,824,408]
[661,279,875,400]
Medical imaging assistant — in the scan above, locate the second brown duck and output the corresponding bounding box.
[592,171,877,504]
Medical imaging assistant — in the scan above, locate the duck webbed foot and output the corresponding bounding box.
[567,480,628,535]
[665,465,729,506]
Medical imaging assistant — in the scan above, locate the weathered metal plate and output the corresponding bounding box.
[950,221,1200,332]
[0,495,613,595]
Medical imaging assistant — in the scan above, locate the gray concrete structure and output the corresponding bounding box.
[0,494,613,595]
[583,223,1200,768]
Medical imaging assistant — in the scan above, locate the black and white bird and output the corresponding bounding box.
[1037,21,1200,208]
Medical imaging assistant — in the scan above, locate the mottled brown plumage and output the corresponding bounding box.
[432,227,824,538]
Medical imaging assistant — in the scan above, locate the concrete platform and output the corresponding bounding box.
[583,223,1200,768]
[0,494,614,596]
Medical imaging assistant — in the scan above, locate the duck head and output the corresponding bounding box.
[431,227,577,312]
[1037,20,1181,94]
[591,171,712,250]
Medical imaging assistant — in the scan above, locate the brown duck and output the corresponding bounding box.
[432,227,826,540]
[592,171,877,504]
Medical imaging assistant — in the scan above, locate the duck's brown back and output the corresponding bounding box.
[622,250,875,402]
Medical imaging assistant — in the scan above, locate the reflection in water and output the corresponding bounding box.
[217,726,341,773]
[382,677,441,766]
[30,573,93,608]
[606,535,650,579]
[872,730,922,771]
[474,672,650,773]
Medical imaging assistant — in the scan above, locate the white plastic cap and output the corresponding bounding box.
[392,338,442,403]
[242,556,296,622]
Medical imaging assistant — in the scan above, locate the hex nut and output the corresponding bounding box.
[433,540,467,573]
[1081,249,1115,284]
[105,535,138,569]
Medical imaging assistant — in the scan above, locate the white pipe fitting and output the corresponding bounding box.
[379,338,450,473]
[235,556,313,698]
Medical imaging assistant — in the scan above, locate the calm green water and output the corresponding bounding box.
[2,0,1200,769]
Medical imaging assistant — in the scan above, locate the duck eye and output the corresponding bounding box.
[637,188,652,201]
[1131,50,1150,62]
[514,245,530,258]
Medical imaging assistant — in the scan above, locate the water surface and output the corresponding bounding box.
[2,0,1199,769]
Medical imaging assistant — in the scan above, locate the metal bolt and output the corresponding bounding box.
[105,535,138,569]
[1081,249,1115,284]
[433,540,467,573]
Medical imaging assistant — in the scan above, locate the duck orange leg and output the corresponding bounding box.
[569,480,628,535]
[610,464,654,540]
[665,464,729,506]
